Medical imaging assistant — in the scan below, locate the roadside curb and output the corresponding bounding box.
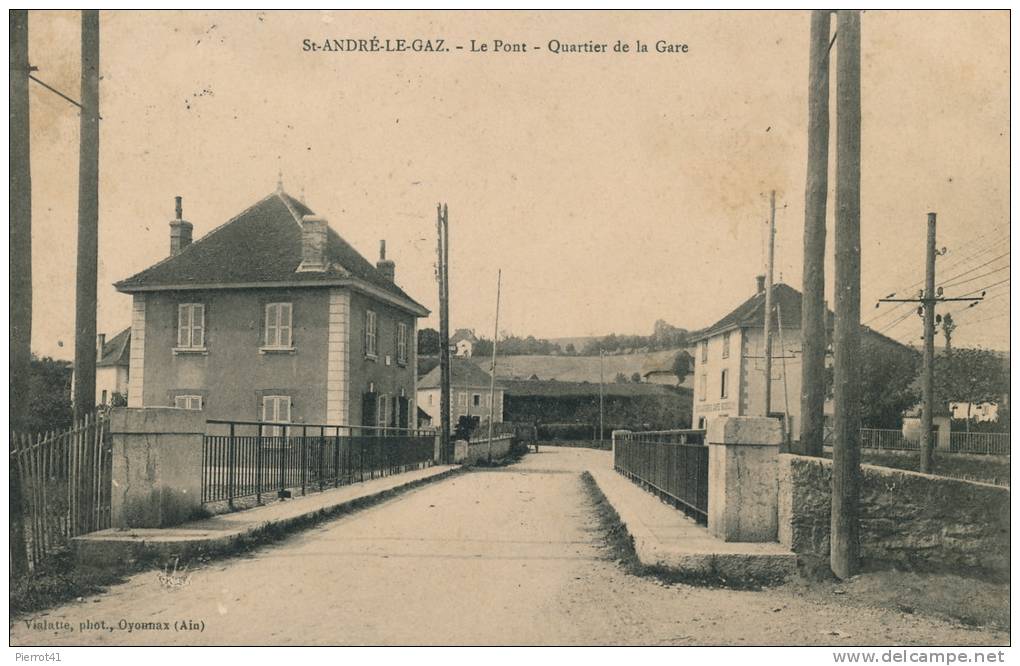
[584,468,797,585]
[74,466,465,566]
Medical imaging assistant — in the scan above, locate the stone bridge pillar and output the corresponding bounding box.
[109,407,205,528]
[707,416,782,542]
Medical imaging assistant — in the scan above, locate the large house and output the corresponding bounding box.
[417,358,503,425]
[690,277,829,435]
[690,276,916,438]
[114,188,429,430]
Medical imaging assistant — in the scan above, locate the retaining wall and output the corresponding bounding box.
[778,454,1010,579]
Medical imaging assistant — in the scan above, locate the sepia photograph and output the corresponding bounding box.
[7,8,1012,654]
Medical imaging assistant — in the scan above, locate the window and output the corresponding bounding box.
[377,394,390,429]
[458,392,468,407]
[700,340,708,363]
[720,369,729,399]
[177,303,205,349]
[472,394,481,407]
[365,310,378,357]
[174,394,203,410]
[699,374,707,401]
[722,332,731,359]
[428,393,434,406]
[397,322,408,365]
[264,303,293,348]
[262,395,291,436]
[101,390,108,405]
[697,416,707,430]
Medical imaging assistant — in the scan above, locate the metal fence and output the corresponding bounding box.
[950,431,1010,456]
[203,420,436,508]
[613,429,709,524]
[10,411,112,569]
[824,427,1009,456]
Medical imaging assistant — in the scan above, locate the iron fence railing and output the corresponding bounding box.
[613,429,708,524]
[203,420,436,508]
[823,427,1009,456]
[950,431,1010,456]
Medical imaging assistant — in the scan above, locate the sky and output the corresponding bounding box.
[24,10,1010,360]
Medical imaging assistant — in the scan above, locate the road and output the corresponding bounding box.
[10,448,1007,646]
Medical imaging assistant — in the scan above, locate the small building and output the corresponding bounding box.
[417,358,504,424]
[641,350,694,388]
[450,328,478,358]
[114,187,429,429]
[96,328,131,405]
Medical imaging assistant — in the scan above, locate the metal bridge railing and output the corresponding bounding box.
[613,428,709,524]
[202,420,436,509]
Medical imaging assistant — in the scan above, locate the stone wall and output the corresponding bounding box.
[461,435,513,464]
[778,454,1010,579]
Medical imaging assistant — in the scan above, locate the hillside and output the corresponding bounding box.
[470,349,687,384]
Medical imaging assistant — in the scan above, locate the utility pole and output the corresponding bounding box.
[799,9,832,456]
[831,9,862,581]
[920,213,938,472]
[73,10,100,421]
[599,349,605,444]
[9,8,32,577]
[878,216,981,469]
[763,190,777,417]
[486,269,502,462]
[436,203,451,463]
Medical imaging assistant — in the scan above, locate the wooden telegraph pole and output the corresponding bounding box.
[599,349,605,444]
[799,9,832,456]
[436,203,452,463]
[73,10,100,421]
[830,9,862,580]
[919,213,938,472]
[9,8,32,577]
[486,269,502,462]
[763,190,777,417]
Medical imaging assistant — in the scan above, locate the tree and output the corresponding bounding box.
[671,350,694,385]
[613,372,628,384]
[824,334,920,429]
[630,372,642,383]
[26,355,74,434]
[933,347,1008,432]
[417,327,440,356]
[564,343,576,355]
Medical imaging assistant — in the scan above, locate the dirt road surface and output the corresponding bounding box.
[10,448,1007,646]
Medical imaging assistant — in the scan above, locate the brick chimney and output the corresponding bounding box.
[376,240,395,282]
[96,333,106,355]
[169,196,193,256]
[756,274,766,294]
[297,214,327,272]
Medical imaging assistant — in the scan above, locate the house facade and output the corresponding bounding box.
[451,328,478,357]
[96,328,131,405]
[417,358,504,424]
[690,278,831,437]
[114,189,429,430]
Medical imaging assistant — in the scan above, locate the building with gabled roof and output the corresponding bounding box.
[96,327,131,405]
[450,328,478,357]
[690,276,912,439]
[417,358,504,424]
[114,186,429,429]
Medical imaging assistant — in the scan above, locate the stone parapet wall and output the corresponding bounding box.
[778,454,1010,579]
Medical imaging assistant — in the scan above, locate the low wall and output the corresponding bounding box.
[778,454,1010,579]
[461,435,514,464]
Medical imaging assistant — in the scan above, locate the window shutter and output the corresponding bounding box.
[362,392,377,428]
[266,304,279,346]
[178,304,190,347]
[282,396,291,422]
[280,303,292,347]
[262,396,273,422]
[192,305,205,347]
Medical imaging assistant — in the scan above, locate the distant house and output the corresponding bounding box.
[417,358,503,424]
[96,328,131,405]
[114,188,429,429]
[641,350,694,389]
[451,328,478,358]
[689,276,912,436]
